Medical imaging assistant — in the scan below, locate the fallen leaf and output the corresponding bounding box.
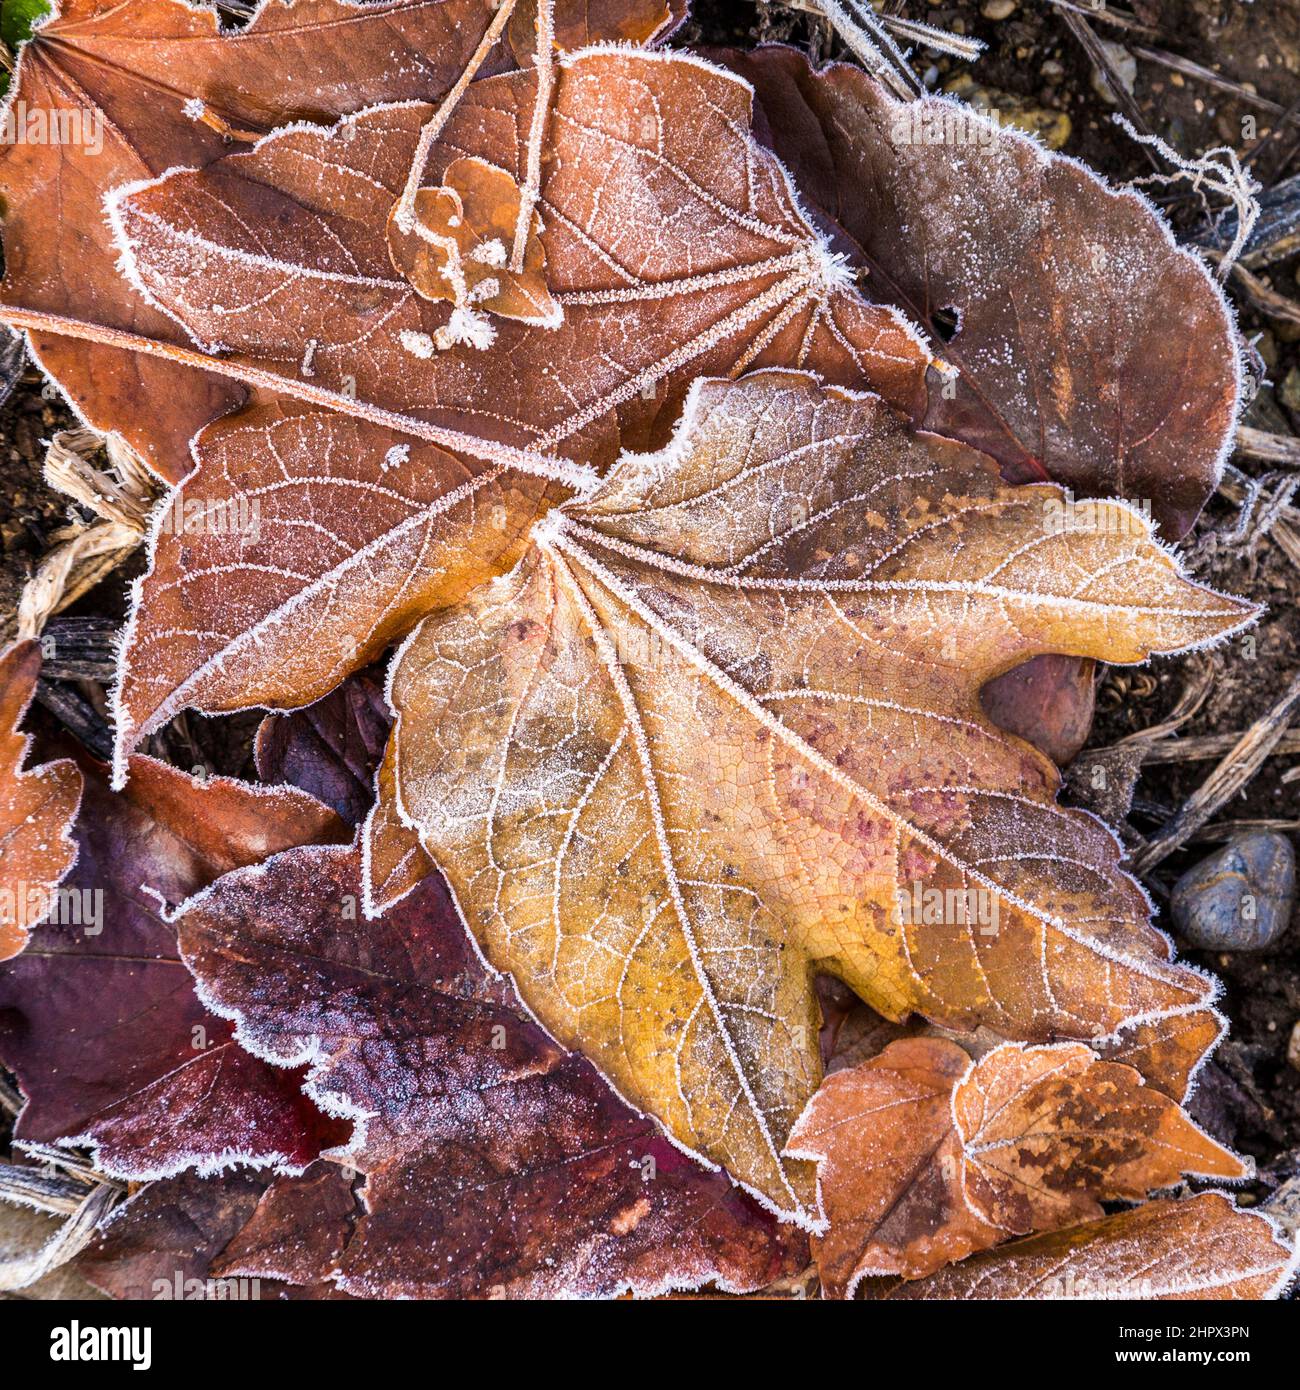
[721,46,1240,537]
[878,1193,1300,1300]
[787,1038,1247,1294]
[79,1168,282,1301]
[0,0,613,481]
[981,653,1097,766]
[178,841,805,1298]
[0,640,82,960]
[382,370,1252,1221]
[93,45,928,780]
[0,754,349,1178]
[387,156,560,325]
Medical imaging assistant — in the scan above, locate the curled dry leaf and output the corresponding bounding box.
[0,755,349,1179]
[386,156,560,326]
[97,46,928,780]
[722,46,1240,538]
[177,842,804,1299]
[0,640,82,960]
[79,1169,270,1300]
[78,1167,343,1300]
[878,1193,1300,1301]
[787,1038,1247,1296]
[380,370,1253,1223]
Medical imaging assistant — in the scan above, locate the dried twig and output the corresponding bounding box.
[1192,818,1300,844]
[0,1182,118,1292]
[1234,426,1300,467]
[0,1163,100,1219]
[36,616,120,682]
[1132,670,1300,872]
[812,0,923,99]
[1131,45,1300,130]
[33,679,113,761]
[1195,172,1300,270]
[1057,10,1160,169]
[1225,261,1300,328]
[1137,730,1300,765]
[1039,0,1159,39]
[393,0,517,237]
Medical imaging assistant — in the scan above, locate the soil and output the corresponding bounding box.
[2,0,1299,1261]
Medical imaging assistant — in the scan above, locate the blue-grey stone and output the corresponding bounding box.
[1171,832,1296,952]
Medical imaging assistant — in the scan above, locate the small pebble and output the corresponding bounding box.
[1171,833,1296,952]
[982,0,1016,18]
[1090,40,1138,106]
[1289,1021,1300,1073]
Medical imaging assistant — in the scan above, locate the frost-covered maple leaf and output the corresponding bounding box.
[175,842,804,1298]
[377,371,1253,1221]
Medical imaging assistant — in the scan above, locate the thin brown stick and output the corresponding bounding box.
[1191,818,1300,843]
[1131,45,1300,127]
[1226,262,1300,328]
[1234,425,1300,467]
[1132,669,1300,872]
[0,304,598,491]
[394,0,518,236]
[1040,0,1159,39]
[512,0,555,273]
[1137,729,1300,765]
[1057,10,1161,171]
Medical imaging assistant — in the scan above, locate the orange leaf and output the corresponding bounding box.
[0,0,534,481]
[0,641,82,961]
[787,1038,1247,1294]
[101,48,927,776]
[878,1193,1299,1301]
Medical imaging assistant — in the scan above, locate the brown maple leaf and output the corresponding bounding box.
[175,841,804,1298]
[877,1193,1299,1301]
[0,0,673,482]
[377,370,1253,1223]
[0,640,82,961]
[786,1037,1247,1295]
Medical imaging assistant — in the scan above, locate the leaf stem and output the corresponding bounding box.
[0,304,599,493]
[393,0,519,236]
[511,0,556,274]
